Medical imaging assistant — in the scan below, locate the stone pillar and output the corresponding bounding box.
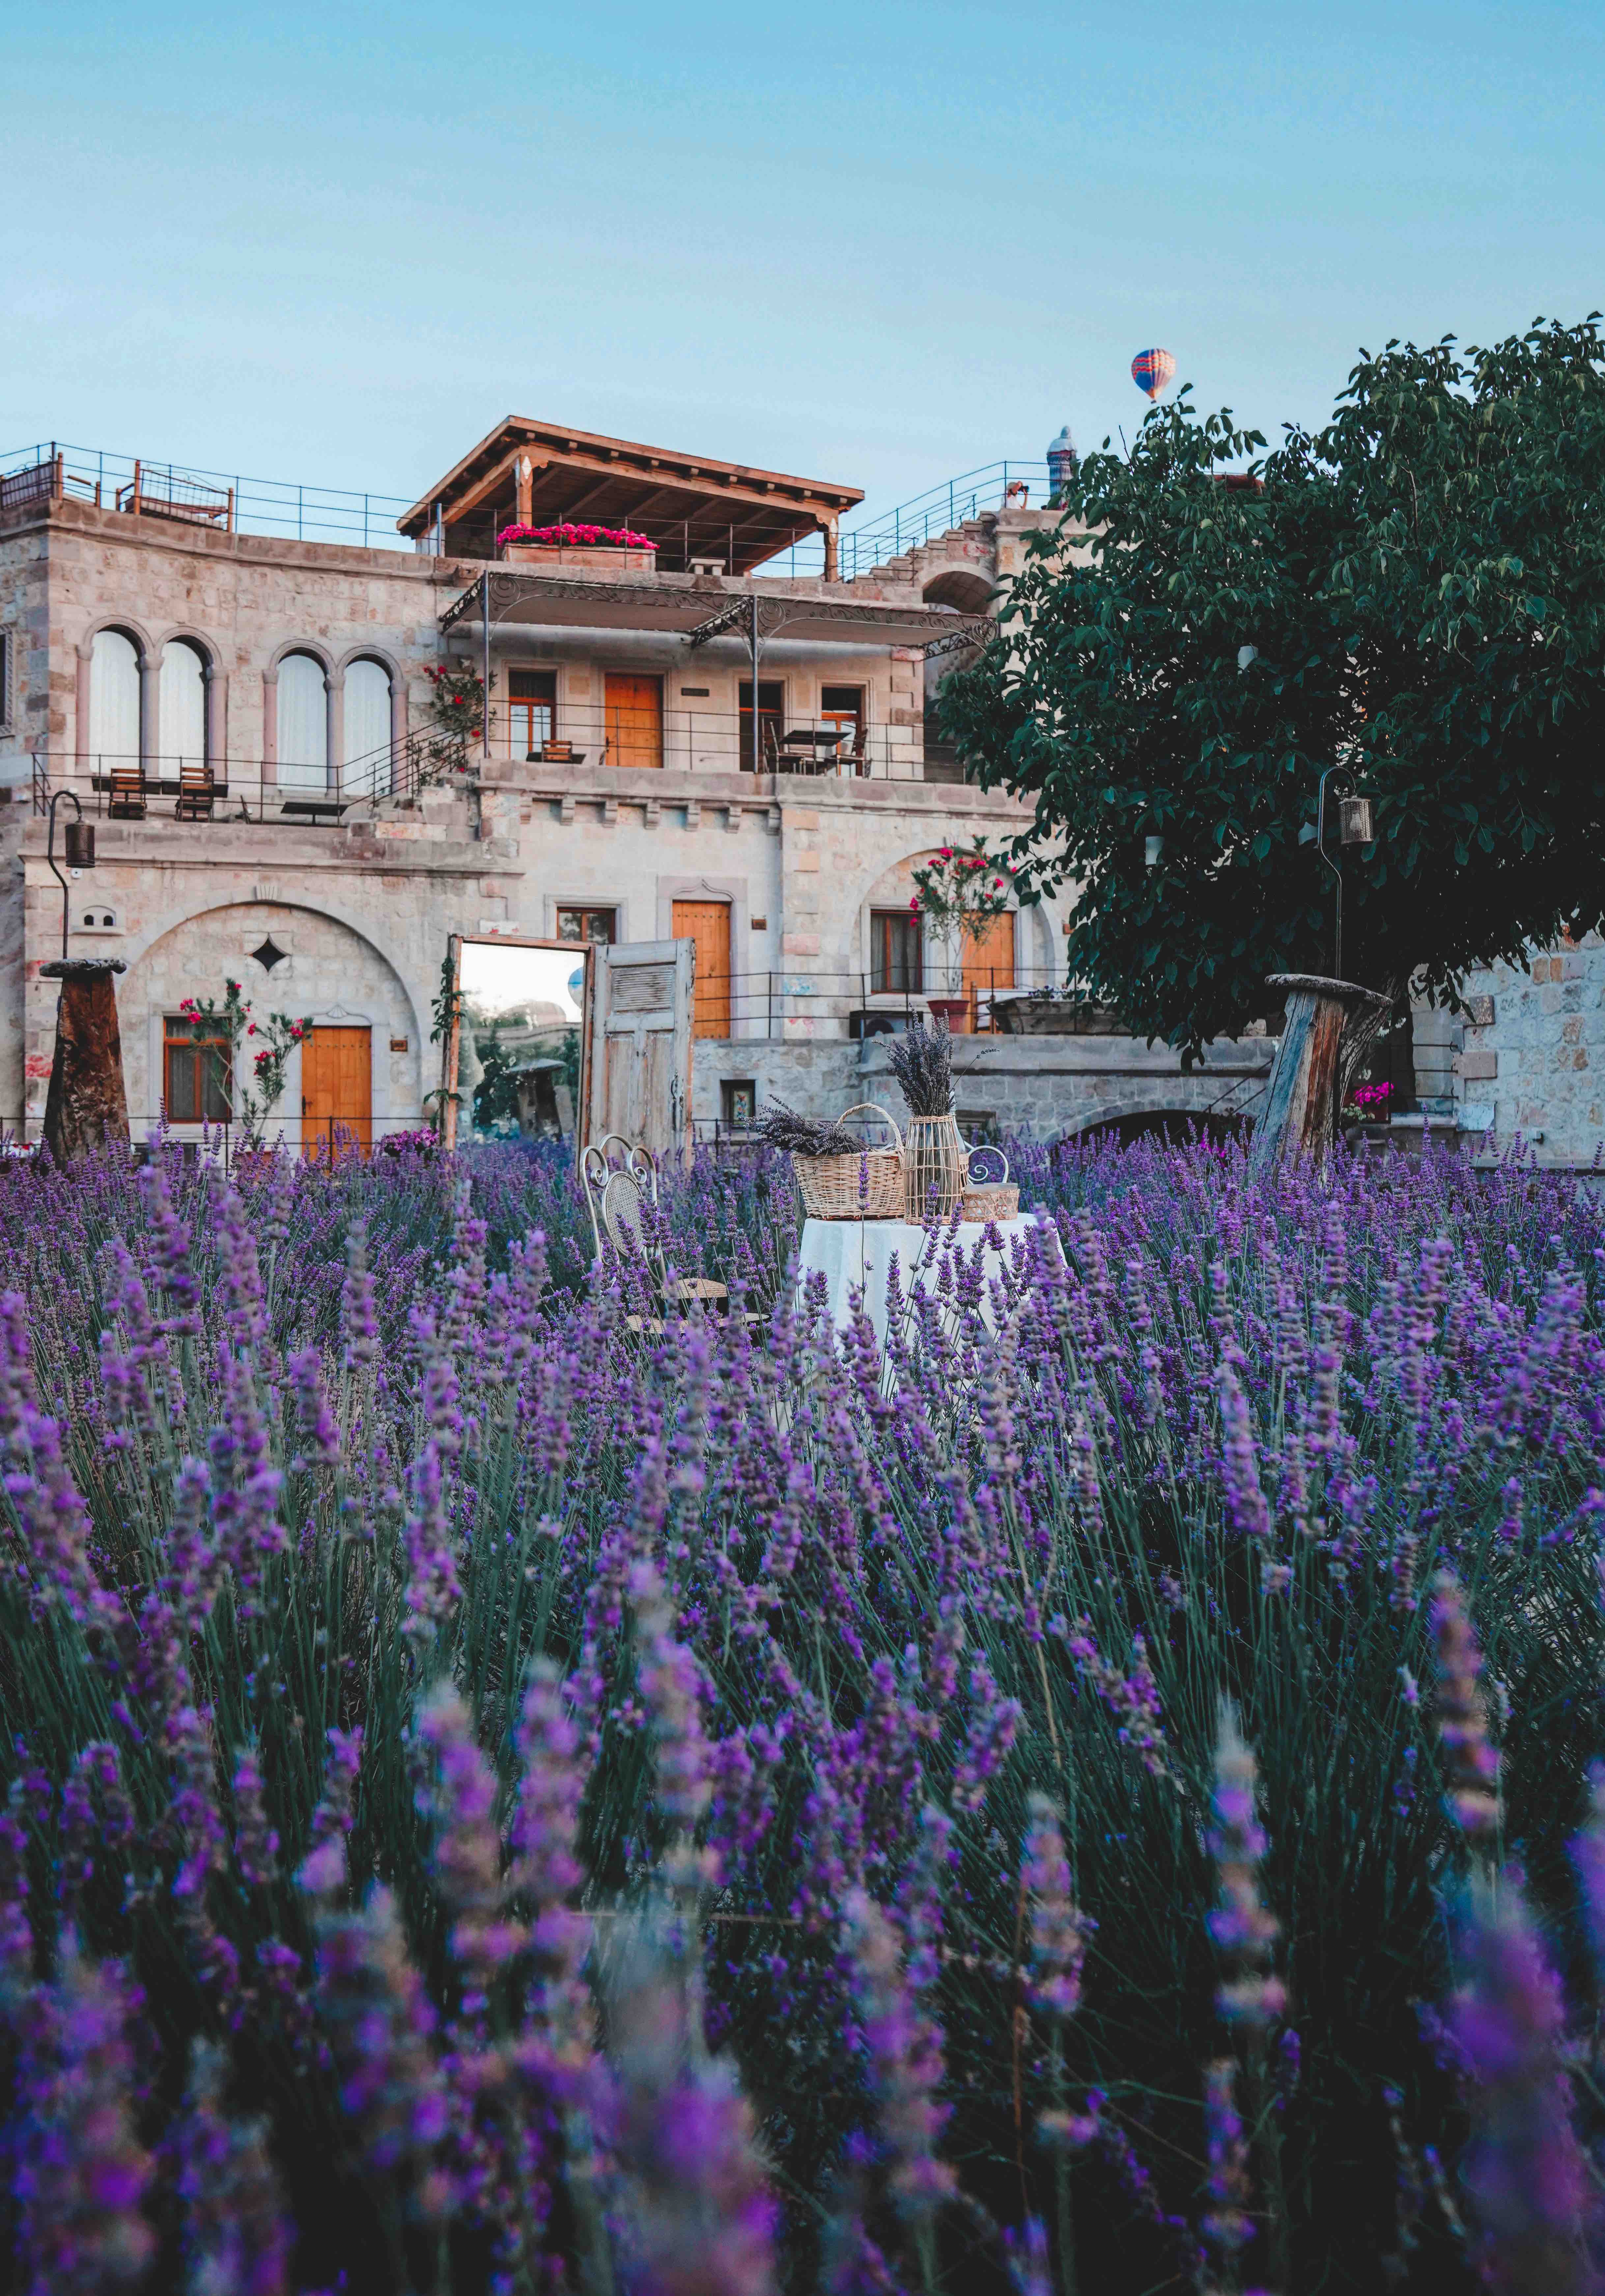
[1249,973,1392,1177]
[39,958,130,1162]
[822,519,839,583]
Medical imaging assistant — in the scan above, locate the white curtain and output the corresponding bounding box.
[159,641,207,772]
[277,653,328,790]
[89,629,140,766]
[343,658,392,795]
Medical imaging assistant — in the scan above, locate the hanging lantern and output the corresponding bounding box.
[1338,794,1374,845]
[64,821,95,869]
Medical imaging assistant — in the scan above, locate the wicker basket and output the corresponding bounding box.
[959,1147,1018,1221]
[960,1182,1020,1221]
[792,1103,905,1220]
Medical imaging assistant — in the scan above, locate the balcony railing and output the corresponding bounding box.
[28,733,424,823]
[484,702,973,786]
[678,967,1067,1043]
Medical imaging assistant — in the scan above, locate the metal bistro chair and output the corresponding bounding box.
[580,1135,737,1328]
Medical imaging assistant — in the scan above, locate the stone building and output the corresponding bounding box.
[0,419,1284,1155]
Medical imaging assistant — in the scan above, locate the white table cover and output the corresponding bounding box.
[796,1215,1050,1344]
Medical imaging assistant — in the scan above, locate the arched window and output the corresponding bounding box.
[277,652,328,790]
[159,639,208,773]
[343,657,393,795]
[89,629,141,768]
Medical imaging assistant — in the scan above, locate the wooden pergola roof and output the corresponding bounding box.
[399,416,863,574]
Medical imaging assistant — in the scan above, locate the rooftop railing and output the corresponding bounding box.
[0,442,416,553]
[1,439,1057,578]
[28,733,422,822]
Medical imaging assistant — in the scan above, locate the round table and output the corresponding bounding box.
[796,1214,1052,1346]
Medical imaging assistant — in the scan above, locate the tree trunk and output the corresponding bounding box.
[40,958,130,1163]
[1249,973,1394,1178]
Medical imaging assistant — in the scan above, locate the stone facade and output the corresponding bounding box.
[0,460,1389,1156]
[1438,936,1605,1165]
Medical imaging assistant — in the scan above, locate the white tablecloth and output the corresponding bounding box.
[796,1215,1050,1344]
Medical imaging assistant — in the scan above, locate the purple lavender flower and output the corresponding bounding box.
[176,2038,293,2296]
[1431,1570,1501,1841]
[951,1658,1023,1814]
[843,1887,955,2225]
[1450,1875,1592,2296]
[1200,2056,1254,2267]
[1208,1705,1286,2032]
[607,1921,779,2296]
[14,1931,156,2293]
[311,1883,447,2216]
[1022,1792,1092,2023]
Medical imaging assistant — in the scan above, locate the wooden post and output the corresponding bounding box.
[1249,972,1393,1178]
[39,958,130,1162]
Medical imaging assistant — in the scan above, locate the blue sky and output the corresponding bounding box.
[5,0,1603,527]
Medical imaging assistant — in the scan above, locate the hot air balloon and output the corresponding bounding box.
[1131,348,1177,401]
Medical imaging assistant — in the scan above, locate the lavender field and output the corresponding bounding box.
[2,1134,1604,2296]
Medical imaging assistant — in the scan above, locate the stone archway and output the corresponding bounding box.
[114,900,420,1146]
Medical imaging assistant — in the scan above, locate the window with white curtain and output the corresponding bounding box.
[277,652,328,790]
[159,640,208,772]
[343,658,393,795]
[89,629,141,766]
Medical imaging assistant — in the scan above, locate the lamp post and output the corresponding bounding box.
[1314,765,1373,983]
[45,789,95,964]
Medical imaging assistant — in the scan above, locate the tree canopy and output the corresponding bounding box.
[937,317,1605,1050]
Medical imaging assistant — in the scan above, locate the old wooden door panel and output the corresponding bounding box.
[670,900,731,1039]
[584,938,695,1167]
[301,1025,372,1157]
[962,911,1016,1004]
[605,674,663,769]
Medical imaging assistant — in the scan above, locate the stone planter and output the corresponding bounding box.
[992,996,1122,1037]
[499,543,656,572]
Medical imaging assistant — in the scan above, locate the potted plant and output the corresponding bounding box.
[496,521,657,572]
[909,840,1017,1033]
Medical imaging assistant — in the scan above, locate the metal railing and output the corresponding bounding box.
[27,732,427,823]
[0,441,415,553]
[1,437,1055,581]
[486,702,972,786]
[682,967,1065,1043]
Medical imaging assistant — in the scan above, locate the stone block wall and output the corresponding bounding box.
[1445,934,1605,1162]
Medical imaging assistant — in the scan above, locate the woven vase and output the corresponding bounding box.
[903,1112,966,1220]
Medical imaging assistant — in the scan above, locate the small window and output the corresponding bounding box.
[509,669,557,760]
[870,909,923,995]
[720,1078,757,1129]
[556,906,616,944]
[164,1015,233,1123]
[738,681,784,772]
[0,632,11,728]
[80,907,120,933]
[820,683,864,755]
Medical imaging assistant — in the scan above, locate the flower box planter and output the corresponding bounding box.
[927,996,971,1035]
[992,995,1123,1037]
[499,543,657,572]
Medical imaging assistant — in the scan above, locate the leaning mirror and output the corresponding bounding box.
[440,935,593,1150]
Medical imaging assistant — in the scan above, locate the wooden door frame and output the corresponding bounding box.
[439,933,596,1166]
[301,1022,374,1159]
[671,896,733,1041]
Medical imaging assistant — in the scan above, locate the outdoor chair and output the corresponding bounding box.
[580,1134,747,1326]
[108,760,147,819]
[175,760,216,820]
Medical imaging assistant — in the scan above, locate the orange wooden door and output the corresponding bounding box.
[300,1025,372,1158]
[605,674,663,768]
[962,911,1015,1010]
[671,900,732,1039]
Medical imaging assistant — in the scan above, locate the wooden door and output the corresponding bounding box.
[605,674,663,769]
[301,1025,372,1158]
[584,939,695,1168]
[671,900,731,1039]
[962,912,1015,1013]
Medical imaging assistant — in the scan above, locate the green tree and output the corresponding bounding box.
[938,317,1605,1052]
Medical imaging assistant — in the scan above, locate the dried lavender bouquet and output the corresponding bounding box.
[886,1016,955,1117]
[755,1101,867,1158]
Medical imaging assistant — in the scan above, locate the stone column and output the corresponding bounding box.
[39,958,130,1163]
[1249,973,1393,1177]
